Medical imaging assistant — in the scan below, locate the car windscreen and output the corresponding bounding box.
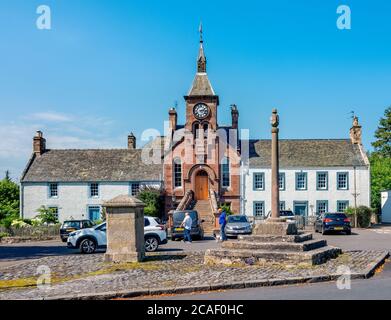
[94,223,106,231]
[325,213,347,219]
[173,211,198,224]
[62,221,80,228]
[280,211,294,217]
[227,216,248,223]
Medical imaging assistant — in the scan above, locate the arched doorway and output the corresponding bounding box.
[195,170,209,200]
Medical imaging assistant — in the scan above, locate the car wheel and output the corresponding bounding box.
[346,230,352,235]
[80,238,97,254]
[321,227,327,235]
[145,236,159,252]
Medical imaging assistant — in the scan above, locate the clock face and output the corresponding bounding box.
[193,103,209,120]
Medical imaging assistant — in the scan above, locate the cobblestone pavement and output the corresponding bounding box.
[0,250,387,300]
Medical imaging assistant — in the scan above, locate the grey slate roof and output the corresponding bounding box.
[21,149,162,183]
[188,73,216,96]
[247,139,367,168]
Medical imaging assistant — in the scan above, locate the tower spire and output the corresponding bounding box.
[197,22,206,73]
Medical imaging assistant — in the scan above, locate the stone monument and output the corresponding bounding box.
[204,109,341,266]
[103,195,145,263]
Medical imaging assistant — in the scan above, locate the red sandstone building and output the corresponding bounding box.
[162,32,241,232]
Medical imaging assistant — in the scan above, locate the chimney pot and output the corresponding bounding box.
[33,131,46,156]
[128,133,136,149]
[350,116,362,145]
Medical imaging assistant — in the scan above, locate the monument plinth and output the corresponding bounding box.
[204,109,341,266]
[103,195,145,263]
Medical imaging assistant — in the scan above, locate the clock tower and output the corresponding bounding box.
[184,25,219,133]
[164,26,241,234]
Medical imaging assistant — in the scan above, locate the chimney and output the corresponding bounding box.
[231,104,239,129]
[33,131,46,156]
[350,116,362,145]
[128,132,136,149]
[169,107,177,131]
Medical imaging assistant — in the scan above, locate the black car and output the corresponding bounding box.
[314,213,351,235]
[171,210,204,241]
[60,220,95,242]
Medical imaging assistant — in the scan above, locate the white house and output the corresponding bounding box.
[20,132,162,222]
[241,118,370,218]
[381,190,391,223]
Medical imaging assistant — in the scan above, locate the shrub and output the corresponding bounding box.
[35,206,59,224]
[220,203,234,216]
[137,187,164,218]
[346,206,373,228]
[11,219,28,229]
[0,232,10,239]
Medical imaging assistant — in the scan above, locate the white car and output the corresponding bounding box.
[67,216,168,254]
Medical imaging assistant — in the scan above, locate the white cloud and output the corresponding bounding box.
[0,112,124,180]
[29,112,73,122]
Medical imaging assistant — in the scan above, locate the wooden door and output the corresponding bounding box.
[195,174,209,200]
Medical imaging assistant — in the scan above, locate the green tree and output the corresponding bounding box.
[137,187,164,218]
[369,154,391,213]
[36,206,59,224]
[372,106,391,157]
[0,172,20,226]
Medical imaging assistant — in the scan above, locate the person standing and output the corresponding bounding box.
[181,212,193,243]
[218,208,227,242]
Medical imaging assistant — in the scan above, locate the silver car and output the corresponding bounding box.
[225,215,252,237]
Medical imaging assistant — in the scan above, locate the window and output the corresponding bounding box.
[173,158,182,188]
[317,172,328,190]
[49,207,59,220]
[279,201,286,211]
[254,201,265,217]
[130,183,140,196]
[337,200,349,213]
[203,123,209,139]
[221,157,230,187]
[49,183,58,198]
[296,172,307,190]
[337,172,349,190]
[89,183,99,197]
[316,200,328,214]
[253,173,265,190]
[193,123,200,139]
[144,218,150,227]
[279,173,285,191]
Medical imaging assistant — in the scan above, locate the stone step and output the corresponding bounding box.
[204,246,342,266]
[238,233,313,243]
[222,239,327,252]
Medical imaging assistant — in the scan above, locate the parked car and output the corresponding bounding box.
[314,213,351,235]
[171,210,204,240]
[266,210,295,220]
[225,215,252,238]
[60,220,95,242]
[67,216,168,254]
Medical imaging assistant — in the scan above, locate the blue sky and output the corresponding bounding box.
[0,0,390,180]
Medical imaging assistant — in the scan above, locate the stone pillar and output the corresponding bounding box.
[103,195,145,263]
[270,109,280,220]
[253,109,297,236]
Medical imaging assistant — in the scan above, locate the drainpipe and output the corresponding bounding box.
[20,183,24,219]
[354,166,358,228]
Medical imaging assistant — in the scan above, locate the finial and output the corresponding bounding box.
[199,21,203,43]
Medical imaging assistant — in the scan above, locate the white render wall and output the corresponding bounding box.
[381,191,391,223]
[241,166,370,216]
[21,181,161,222]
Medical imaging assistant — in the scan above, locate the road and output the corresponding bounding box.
[1,226,391,299]
[0,236,219,269]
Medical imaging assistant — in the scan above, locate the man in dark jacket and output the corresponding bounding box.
[218,208,227,241]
